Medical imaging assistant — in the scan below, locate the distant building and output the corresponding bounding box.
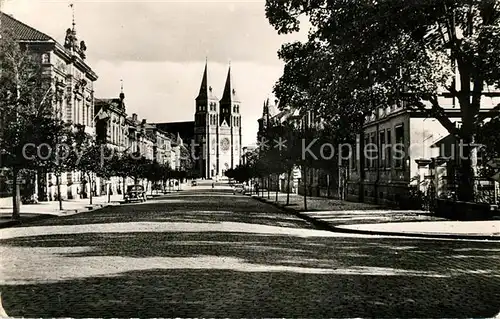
[153,61,242,179]
[94,92,128,152]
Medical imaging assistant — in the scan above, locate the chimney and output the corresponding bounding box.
[132,113,137,122]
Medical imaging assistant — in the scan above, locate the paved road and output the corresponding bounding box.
[0,182,499,317]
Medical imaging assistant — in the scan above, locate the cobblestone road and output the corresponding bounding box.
[0,184,499,317]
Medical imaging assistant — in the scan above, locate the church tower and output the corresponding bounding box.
[194,60,219,178]
[219,64,242,174]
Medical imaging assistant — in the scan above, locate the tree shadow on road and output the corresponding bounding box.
[1,267,499,318]
[1,230,500,318]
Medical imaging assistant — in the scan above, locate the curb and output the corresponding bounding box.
[252,196,500,241]
[0,214,57,229]
[0,202,119,229]
[0,190,189,229]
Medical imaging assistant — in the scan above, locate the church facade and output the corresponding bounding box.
[154,62,242,179]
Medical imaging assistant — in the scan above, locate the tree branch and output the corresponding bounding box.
[474,102,500,124]
[409,94,460,136]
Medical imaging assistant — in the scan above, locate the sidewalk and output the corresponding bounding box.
[0,183,192,228]
[249,189,500,240]
[0,194,123,228]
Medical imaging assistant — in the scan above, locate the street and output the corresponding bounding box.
[0,181,499,318]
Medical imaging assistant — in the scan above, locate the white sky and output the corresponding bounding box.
[2,0,308,146]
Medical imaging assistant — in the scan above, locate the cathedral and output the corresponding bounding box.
[155,61,242,179]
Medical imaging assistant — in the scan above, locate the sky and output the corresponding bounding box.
[2,0,308,147]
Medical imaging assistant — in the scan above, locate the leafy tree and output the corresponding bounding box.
[266,0,500,201]
[109,152,137,198]
[0,30,69,217]
[70,126,118,204]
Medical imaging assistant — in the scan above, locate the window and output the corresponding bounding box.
[395,124,405,169]
[41,53,50,64]
[351,139,357,171]
[370,132,376,168]
[364,134,370,169]
[386,129,392,168]
[379,130,385,168]
[86,106,90,126]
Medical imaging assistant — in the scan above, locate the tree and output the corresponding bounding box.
[266,0,500,202]
[178,145,194,180]
[109,152,136,199]
[71,125,113,205]
[0,30,68,218]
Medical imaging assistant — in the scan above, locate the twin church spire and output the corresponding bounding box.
[196,60,239,103]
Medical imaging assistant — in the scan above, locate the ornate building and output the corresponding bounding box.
[155,61,242,179]
[0,12,98,202]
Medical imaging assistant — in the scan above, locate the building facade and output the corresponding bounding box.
[0,12,99,202]
[155,62,242,179]
[347,95,500,206]
[94,91,129,195]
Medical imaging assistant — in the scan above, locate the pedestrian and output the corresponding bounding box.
[212,182,215,189]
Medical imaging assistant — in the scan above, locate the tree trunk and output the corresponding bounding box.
[11,168,20,220]
[267,176,270,199]
[88,172,93,205]
[122,177,126,200]
[327,173,330,198]
[286,168,292,206]
[303,166,308,211]
[107,182,111,204]
[457,136,477,202]
[56,173,62,210]
[261,177,264,197]
[275,174,279,202]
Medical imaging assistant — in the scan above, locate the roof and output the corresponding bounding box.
[153,121,195,144]
[220,66,240,103]
[95,98,126,115]
[0,12,53,42]
[430,134,456,148]
[196,61,218,101]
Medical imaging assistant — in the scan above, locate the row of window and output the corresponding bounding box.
[197,114,241,127]
[361,124,405,170]
[197,104,240,113]
[72,98,92,127]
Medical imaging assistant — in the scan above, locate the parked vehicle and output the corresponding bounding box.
[191,180,197,186]
[124,185,146,203]
[233,183,245,194]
